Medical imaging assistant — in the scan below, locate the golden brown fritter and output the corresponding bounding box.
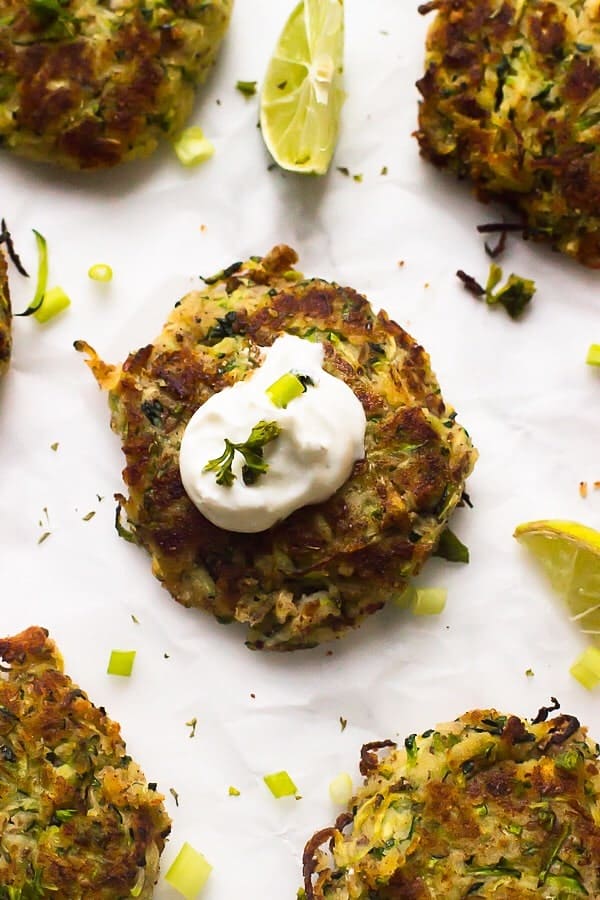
[417,0,600,267]
[0,251,10,375]
[303,705,600,899]
[77,245,476,651]
[0,626,171,898]
[0,0,232,169]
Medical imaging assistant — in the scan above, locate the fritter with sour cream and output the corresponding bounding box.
[303,705,600,899]
[0,251,10,375]
[77,244,476,651]
[417,0,600,266]
[0,0,232,169]
[0,626,171,897]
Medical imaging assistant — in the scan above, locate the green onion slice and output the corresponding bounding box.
[266,372,305,408]
[15,229,47,317]
[165,843,212,899]
[586,344,600,367]
[173,127,215,167]
[570,645,600,690]
[88,263,113,282]
[34,286,70,323]
[107,649,136,677]
[410,588,447,616]
[263,770,297,798]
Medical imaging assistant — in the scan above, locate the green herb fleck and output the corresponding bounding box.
[525,668,535,677]
[339,716,347,732]
[50,442,59,451]
[82,510,95,522]
[236,80,257,97]
[204,420,281,487]
[169,787,179,807]
[434,528,469,563]
[38,532,50,545]
[186,717,197,739]
[131,614,140,625]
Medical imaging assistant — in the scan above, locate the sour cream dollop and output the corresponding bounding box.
[179,334,366,533]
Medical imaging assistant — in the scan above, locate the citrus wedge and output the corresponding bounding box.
[514,520,600,638]
[260,0,344,174]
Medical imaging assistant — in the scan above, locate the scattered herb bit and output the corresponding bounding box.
[353,173,363,183]
[38,531,51,545]
[525,668,534,677]
[586,344,600,367]
[337,166,350,176]
[329,772,352,805]
[404,733,418,764]
[263,771,297,798]
[202,264,242,287]
[88,263,112,283]
[131,614,140,625]
[380,166,388,175]
[115,503,136,543]
[50,442,59,451]
[164,653,170,659]
[457,263,535,319]
[15,230,47,317]
[82,510,95,522]
[236,79,257,97]
[96,494,104,502]
[0,218,29,276]
[228,786,241,796]
[476,222,524,235]
[173,126,215,167]
[434,528,469,564]
[186,717,198,739]
[169,787,179,806]
[204,420,281,487]
[165,843,212,899]
[266,372,313,408]
[339,716,347,732]
[106,649,136,677]
[570,646,600,690]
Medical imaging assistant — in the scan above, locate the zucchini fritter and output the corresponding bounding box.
[417,0,600,267]
[0,0,232,169]
[0,626,171,897]
[303,706,600,899]
[77,245,476,651]
[0,250,10,375]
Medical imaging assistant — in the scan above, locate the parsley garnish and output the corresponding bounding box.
[204,420,281,487]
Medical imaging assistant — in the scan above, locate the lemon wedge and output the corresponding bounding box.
[260,0,344,174]
[514,520,600,637]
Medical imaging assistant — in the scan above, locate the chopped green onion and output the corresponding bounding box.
[586,344,600,366]
[107,649,136,677]
[236,80,257,97]
[410,588,447,616]
[434,528,469,563]
[329,772,353,806]
[570,645,600,690]
[173,127,215,167]
[228,786,240,796]
[263,770,297,798]
[33,285,70,323]
[266,372,306,408]
[88,263,113,282]
[15,229,47,317]
[165,843,212,899]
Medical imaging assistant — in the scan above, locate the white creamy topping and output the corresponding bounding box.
[179,334,366,533]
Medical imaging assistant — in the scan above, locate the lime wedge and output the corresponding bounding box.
[514,520,600,638]
[260,0,344,174]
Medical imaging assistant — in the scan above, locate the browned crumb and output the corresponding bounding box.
[580,481,589,498]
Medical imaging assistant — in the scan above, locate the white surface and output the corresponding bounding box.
[1,1,600,897]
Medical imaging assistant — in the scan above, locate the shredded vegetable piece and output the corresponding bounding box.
[586,344,600,367]
[165,843,212,899]
[434,528,469,563]
[34,285,70,323]
[570,645,600,690]
[88,263,113,282]
[15,229,47,316]
[107,649,136,677]
[411,588,447,616]
[263,770,297,798]
[329,773,353,806]
[173,127,215,167]
[236,80,257,97]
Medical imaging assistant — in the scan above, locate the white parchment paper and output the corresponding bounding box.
[2,1,600,896]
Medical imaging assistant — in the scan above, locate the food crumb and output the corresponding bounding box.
[131,614,140,625]
[82,510,95,522]
[380,166,388,175]
[38,532,51,545]
[398,260,405,268]
[169,787,179,807]
[424,282,430,289]
[580,481,588,498]
[339,716,347,732]
[50,442,59,451]
[525,668,534,677]
[594,481,600,490]
[250,693,256,699]
[186,717,198,739]
[200,224,207,233]
[228,786,241,796]
[163,653,170,659]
